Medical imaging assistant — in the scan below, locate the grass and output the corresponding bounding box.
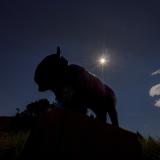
[0,129,30,159]
[140,136,160,160]
[1,128,160,159]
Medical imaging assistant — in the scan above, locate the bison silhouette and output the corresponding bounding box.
[34,47,119,126]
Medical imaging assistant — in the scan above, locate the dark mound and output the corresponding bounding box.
[19,107,142,160]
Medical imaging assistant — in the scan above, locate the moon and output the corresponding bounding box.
[98,56,109,66]
[99,57,106,65]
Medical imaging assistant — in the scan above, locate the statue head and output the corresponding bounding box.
[34,47,68,92]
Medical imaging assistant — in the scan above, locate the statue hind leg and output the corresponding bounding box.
[94,104,119,127]
[108,107,119,127]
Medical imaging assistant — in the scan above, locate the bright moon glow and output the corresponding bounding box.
[98,56,109,66]
[99,57,106,65]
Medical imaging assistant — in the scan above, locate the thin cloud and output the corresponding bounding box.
[151,69,160,76]
[155,99,160,108]
[149,69,160,107]
[149,84,160,97]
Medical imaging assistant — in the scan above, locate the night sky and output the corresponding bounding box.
[1,0,160,137]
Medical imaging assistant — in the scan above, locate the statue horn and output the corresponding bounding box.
[56,46,61,57]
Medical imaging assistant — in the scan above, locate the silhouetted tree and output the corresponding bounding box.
[25,99,51,117]
[14,99,55,129]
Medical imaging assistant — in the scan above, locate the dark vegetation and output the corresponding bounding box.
[0,99,54,159]
[14,99,54,130]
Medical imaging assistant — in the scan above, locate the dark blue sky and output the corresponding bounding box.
[1,0,160,137]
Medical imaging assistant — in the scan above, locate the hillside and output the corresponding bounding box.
[3,108,160,159]
[19,107,142,160]
[0,116,14,130]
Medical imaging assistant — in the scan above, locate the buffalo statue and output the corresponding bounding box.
[34,47,119,127]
